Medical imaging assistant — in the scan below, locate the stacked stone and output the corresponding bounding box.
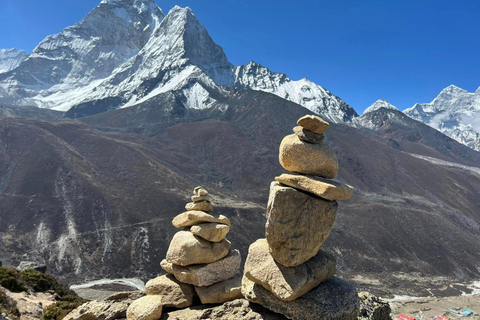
[242,115,359,320]
[127,187,242,320]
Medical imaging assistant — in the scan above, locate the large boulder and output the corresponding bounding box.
[145,274,194,308]
[172,211,230,228]
[358,292,393,320]
[171,249,241,287]
[159,299,288,320]
[242,276,359,320]
[266,182,338,267]
[275,174,354,201]
[126,295,163,320]
[244,239,336,301]
[190,223,230,242]
[279,134,338,178]
[194,273,243,304]
[166,231,231,266]
[64,291,145,320]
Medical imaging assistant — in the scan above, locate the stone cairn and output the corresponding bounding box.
[241,115,360,320]
[127,187,243,320]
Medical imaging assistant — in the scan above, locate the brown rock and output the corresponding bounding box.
[166,231,231,266]
[145,274,194,308]
[275,173,354,201]
[192,195,211,202]
[172,211,230,228]
[160,259,173,274]
[185,201,213,212]
[266,182,338,267]
[172,249,241,286]
[293,126,325,144]
[190,223,230,242]
[279,134,338,178]
[244,239,336,301]
[242,276,359,320]
[126,295,163,320]
[297,115,330,134]
[65,291,145,320]
[194,273,243,304]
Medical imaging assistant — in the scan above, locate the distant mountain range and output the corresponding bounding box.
[0,0,479,292]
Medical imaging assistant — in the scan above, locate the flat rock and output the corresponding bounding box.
[172,249,241,286]
[166,231,231,266]
[145,274,194,308]
[293,126,325,144]
[126,295,163,320]
[190,223,230,242]
[297,115,330,134]
[275,173,354,201]
[244,239,336,301]
[195,273,243,304]
[279,134,338,179]
[159,299,288,320]
[242,276,359,320]
[160,259,173,274]
[172,211,230,228]
[65,291,145,320]
[185,201,213,212]
[266,182,338,267]
[194,186,209,196]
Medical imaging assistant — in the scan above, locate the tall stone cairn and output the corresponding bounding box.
[127,187,242,320]
[242,115,360,320]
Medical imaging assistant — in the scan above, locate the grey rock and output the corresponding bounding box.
[242,276,359,320]
[266,182,338,267]
[293,126,325,144]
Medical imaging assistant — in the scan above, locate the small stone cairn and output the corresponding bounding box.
[127,187,242,320]
[242,115,360,320]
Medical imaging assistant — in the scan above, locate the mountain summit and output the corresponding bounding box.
[363,99,399,115]
[0,1,356,122]
[404,85,480,151]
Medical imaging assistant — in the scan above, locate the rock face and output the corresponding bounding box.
[126,295,163,320]
[171,249,241,287]
[166,230,231,266]
[275,173,354,201]
[242,115,358,319]
[279,134,338,178]
[266,182,338,267]
[242,276,359,320]
[144,274,194,308]
[190,223,230,242]
[244,239,336,301]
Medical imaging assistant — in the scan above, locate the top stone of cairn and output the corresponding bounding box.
[297,115,330,134]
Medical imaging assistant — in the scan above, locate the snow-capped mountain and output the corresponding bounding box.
[363,99,398,115]
[0,49,29,73]
[233,62,357,122]
[0,0,356,122]
[404,85,480,151]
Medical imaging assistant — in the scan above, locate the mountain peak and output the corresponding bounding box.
[363,99,399,115]
[0,48,29,73]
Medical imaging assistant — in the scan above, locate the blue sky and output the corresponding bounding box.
[1,0,479,114]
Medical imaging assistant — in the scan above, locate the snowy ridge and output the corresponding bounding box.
[404,85,480,151]
[234,62,357,123]
[0,49,29,73]
[363,99,398,115]
[0,0,356,122]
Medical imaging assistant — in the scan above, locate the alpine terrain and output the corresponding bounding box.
[0,0,479,299]
[404,85,480,151]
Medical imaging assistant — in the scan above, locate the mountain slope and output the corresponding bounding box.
[0,49,29,73]
[404,85,480,151]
